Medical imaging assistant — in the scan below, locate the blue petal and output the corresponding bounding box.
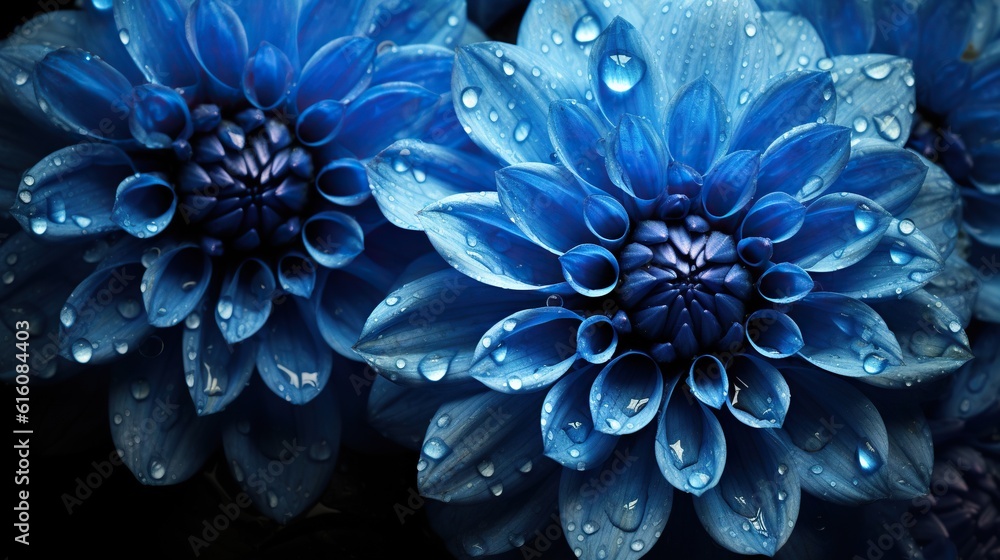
[355,270,547,385]
[772,367,891,504]
[453,42,583,164]
[418,390,557,503]
[361,0,467,47]
[962,187,1000,247]
[368,139,497,230]
[181,301,255,415]
[560,244,619,297]
[700,150,759,225]
[295,0,367,61]
[936,323,1000,420]
[915,0,976,74]
[860,289,973,389]
[692,420,800,556]
[141,244,210,327]
[111,173,177,238]
[828,140,927,215]
[687,355,729,409]
[577,315,618,364]
[418,192,566,290]
[730,70,836,152]
[757,262,814,303]
[215,258,275,344]
[584,194,630,249]
[314,267,386,360]
[810,219,942,300]
[560,430,674,559]
[666,77,729,174]
[899,160,961,259]
[185,0,247,90]
[315,158,370,207]
[227,0,300,68]
[874,399,933,500]
[295,36,375,111]
[222,380,340,523]
[470,307,583,393]
[607,114,669,209]
[745,309,803,358]
[301,211,364,269]
[646,0,778,112]
[726,354,790,428]
[276,252,316,298]
[367,375,482,450]
[827,55,915,146]
[655,377,726,495]
[542,364,618,470]
[114,0,200,89]
[242,41,295,111]
[549,99,615,193]
[498,163,597,254]
[336,82,441,158]
[371,44,454,95]
[34,47,133,141]
[757,123,852,202]
[10,144,131,239]
[588,17,661,125]
[109,338,220,485]
[739,192,806,242]
[773,193,892,272]
[765,11,827,72]
[737,236,773,267]
[256,299,333,404]
[59,260,154,364]
[590,352,663,435]
[0,44,59,125]
[925,254,979,326]
[128,84,192,148]
[796,0,875,55]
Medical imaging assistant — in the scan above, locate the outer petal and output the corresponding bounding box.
[936,324,1000,421]
[336,82,441,158]
[898,159,962,259]
[655,377,727,495]
[313,267,385,360]
[359,0,467,47]
[114,0,201,89]
[141,244,211,327]
[542,364,618,471]
[665,77,729,174]
[827,140,927,216]
[756,123,851,202]
[181,301,255,416]
[215,257,275,344]
[827,55,915,146]
[255,299,332,404]
[588,17,662,125]
[295,35,375,110]
[591,352,664,435]
[725,354,791,428]
[730,70,836,153]
[366,375,481,450]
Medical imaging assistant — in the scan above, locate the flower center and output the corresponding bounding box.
[175,105,314,254]
[615,215,749,362]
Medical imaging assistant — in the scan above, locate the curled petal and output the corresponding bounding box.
[497,163,598,253]
[34,47,132,141]
[591,352,663,435]
[542,365,618,471]
[656,378,727,495]
[111,173,177,239]
[666,77,729,174]
[185,0,248,90]
[701,150,759,226]
[315,158,369,207]
[295,99,345,147]
[577,315,618,364]
[560,244,619,297]
[757,123,851,202]
[256,299,332,404]
[730,70,836,152]
[740,192,806,243]
[296,35,375,110]
[757,262,814,303]
[128,83,192,148]
[215,258,275,344]
[114,0,200,89]
[745,309,803,358]
[301,211,364,269]
[726,354,790,428]
[141,244,211,327]
[549,99,615,192]
[584,194,630,249]
[182,301,255,415]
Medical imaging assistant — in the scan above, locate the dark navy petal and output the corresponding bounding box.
[963,187,1000,247]
[114,0,200,89]
[296,0,367,61]
[497,163,597,254]
[301,211,364,269]
[215,258,275,344]
[560,244,619,297]
[549,99,615,193]
[740,192,806,243]
[0,44,59,125]
[295,35,376,110]
[745,309,803,359]
[700,150,759,225]
[372,44,453,95]
[737,236,774,268]
[34,47,132,141]
[560,430,674,559]
[788,292,902,377]
[315,158,370,207]
[453,42,583,164]
[898,160,962,259]
[757,262,814,303]
[828,140,927,215]
[797,0,875,55]
[277,252,316,298]
[185,0,247,90]
[810,219,942,300]
[588,17,661,125]
[936,324,999,420]
[860,289,973,389]
[128,84,192,148]
[726,354,790,429]
[542,364,618,470]
[59,260,153,364]
[874,400,933,500]
[418,390,557,504]
[10,144,131,239]
[730,70,836,153]
[243,41,295,111]
[355,270,546,385]
[337,83,441,158]
[591,352,663,435]
[418,192,566,290]
[687,355,729,409]
[110,337,220,485]
[367,375,482,450]
[470,307,583,393]
[577,315,618,364]
[181,301,255,415]
[141,244,210,328]
[655,378,726,495]
[223,380,340,523]
[827,55,915,146]
[692,420,800,556]
[772,367,891,505]
[607,114,669,209]
[584,194,630,249]
[666,77,729,174]
[111,173,177,239]
[314,267,385,359]
[757,123,851,202]
[368,139,497,230]
[227,0,300,68]
[256,299,332,404]
[773,193,892,272]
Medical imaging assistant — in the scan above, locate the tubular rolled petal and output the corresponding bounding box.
[655,378,727,495]
[560,244,620,297]
[737,236,773,268]
[686,354,729,409]
[577,315,618,364]
[141,244,211,327]
[584,194,630,249]
[111,173,177,239]
[302,211,364,269]
[700,150,759,225]
[590,352,663,435]
[114,0,201,88]
[277,252,316,298]
[215,257,275,343]
[315,158,369,207]
[740,192,806,243]
[128,83,193,148]
[757,262,814,303]
[606,113,669,204]
[295,99,345,147]
[725,354,790,428]
[542,365,618,470]
[745,309,803,358]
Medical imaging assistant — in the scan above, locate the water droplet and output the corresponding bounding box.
[418,352,452,382]
[72,215,92,228]
[60,306,76,328]
[17,190,31,203]
[898,219,915,235]
[513,119,531,142]
[948,320,961,333]
[502,60,516,76]
[854,204,877,232]
[856,439,882,473]
[395,358,406,369]
[131,379,151,400]
[461,87,481,109]
[416,458,428,471]
[72,339,93,363]
[546,294,563,307]
[149,459,166,480]
[436,414,451,428]
[466,233,478,247]
[477,460,495,477]
[114,341,129,354]
[817,58,834,70]
[22,174,35,186]
[852,116,868,133]
[862,353,887,374]
[422,437,451,459]
[600,51,646,93]
[903,72,915,87]
[482,336,493,348]
[519,459,532,473]
[744,22,757,37]
[217,297,234,320]
[490,482,504,496]
[889,245,914,265]
[113,413,123,425]
[117,299,142,320]
[502,319,517,332]
[778,464,788,475]
[119,28,130,45]
[630,540,645,552]
[508,377,523,390]
[874,113,901,141]
[14,70,28,86]
[799,175,824,198]
[738,89,750,105]
[551,31,564,45]
[267,491,279,508]
[185,313,201,329]
[688,472,711,489]
[810,464,824,475]
[447,14,459,26]
[777,490,787,501]
[862,61,892,80]
[489,110,499,122]
[30,217,47,235]
[606,418,622,431]
[490,344,508,364]
[573,13,600,44]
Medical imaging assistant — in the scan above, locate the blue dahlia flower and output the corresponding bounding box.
[755,0,1000,324]
[0,0,471,521]
[359,0,975,556]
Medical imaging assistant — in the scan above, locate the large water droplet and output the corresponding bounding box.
[513,119,531,142]
[854,204,877,232]
[898,219,915,235]
[744,22,757,37]
[874,114,901,141]
[856,439,882,473]
[600,51,646,93]
[852,117,868,133]
[418,352,453,382]
[810,464,824,474]
[889,245,914,265]
[119,28,130,45]
[14,70,28,86]
[573,14,600,44]
[60,306,77,328]
[72,339,93,363]
[422,437,451,460]
[217,297,234,320]
[131,378,151,400]
[30,217,47,235]
[477,460,495,477]
[688,472,711,489]
[862,61,892,80]
[862,353,887,374]
[461,87,481,109]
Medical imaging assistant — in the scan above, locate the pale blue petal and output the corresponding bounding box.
[655,377,727,495]
[360,0,467,48]
[141,244,210,327]
[591,352,663,435]
[577,315,618,363]
[898,158,962,259]
[764,11,826,72]
[757,123,851,202]
[827,55,915,147]
[372,44,454,95]
[588,17,662,125]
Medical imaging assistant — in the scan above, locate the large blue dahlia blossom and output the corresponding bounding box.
[359,0,974,556]
[0,0,470,520]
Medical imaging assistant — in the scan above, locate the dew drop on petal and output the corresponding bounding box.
[862,61,892,80]
[862,353,887,374]
[744,22,757,37]
[119,28,130,45]
[149,458,166,480]
[898,219,915,235]
[72,339,93,363]
[461,87,480,109]
[513,119,531,142]
[422,437,451,459]
[573,14,600,44]
[131,378,151,400]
